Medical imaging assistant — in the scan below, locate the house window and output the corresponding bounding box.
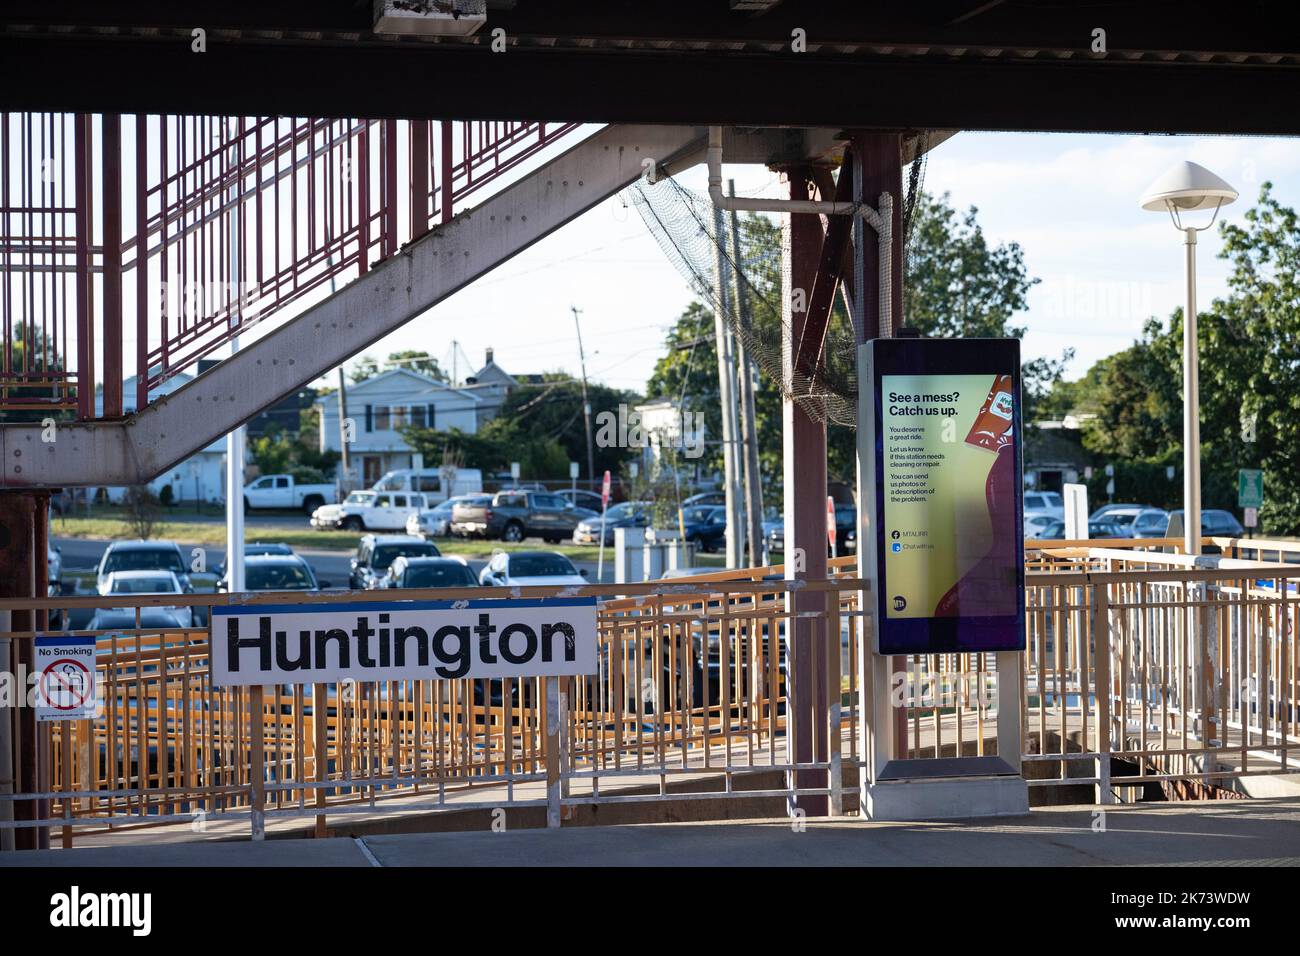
[372,405,430,430]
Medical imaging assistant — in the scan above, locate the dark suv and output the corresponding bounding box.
[349,534,441,589]
[451,490,595,544]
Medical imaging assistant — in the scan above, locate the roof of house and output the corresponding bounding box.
[314,367,481,405]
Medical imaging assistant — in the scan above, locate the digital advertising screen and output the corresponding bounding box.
[861,338,1026,655]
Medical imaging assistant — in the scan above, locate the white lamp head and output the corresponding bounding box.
[1139,161,1238,212]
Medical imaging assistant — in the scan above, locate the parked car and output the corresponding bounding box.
[216,542,295,578]
[1088,519,1132,539]
[1090,502,1154,523]
[556,488,604,512]
[96,540,192,593]
[1166,509,1245,545]
[349,534,442,590]
[452,490,595,544]
[406,495,476,538]
[683,491,725,507]
[1024,513,1058,539]
[767,524,785,555]
[312,490,428,532]
[479,550,588,587]
[1130,508,1172,538]
[764,506,855,555]
[1031,519,1066,539]
[372,467,483,499]
[443,495,492,537]
[87,606,190,631]
[94,570,193,628]
[1083,505,1149,536]
[242,473,337,514]
[681,505,727,553]
[573,500,648,546]
[385,555,478,589]
[831,504,856,552]
[47,543,64,629]
[1023,490,1065,520]
[224,554,324,592]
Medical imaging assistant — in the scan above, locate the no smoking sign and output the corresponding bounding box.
[34,637,97,721]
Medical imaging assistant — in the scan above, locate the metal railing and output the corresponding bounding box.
[2,537,1299,846]
[0,112,584,418]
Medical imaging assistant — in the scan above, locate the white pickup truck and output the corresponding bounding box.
[311,490,429,532]
[243,474,338,514]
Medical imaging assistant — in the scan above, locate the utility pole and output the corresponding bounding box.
[728,180,765,566]
[572,307,596,489]
[712,205,744,568]
[336,366,351,494]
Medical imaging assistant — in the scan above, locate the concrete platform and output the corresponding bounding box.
[5,799,1300,867]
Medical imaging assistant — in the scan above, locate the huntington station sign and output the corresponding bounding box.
[210,597,599,687]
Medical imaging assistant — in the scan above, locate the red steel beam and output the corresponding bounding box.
[73,114,91,420]
[101,114,123,419]
[136,115,149,411]
[792,156,855,382]
[409,121,430,241]
[440,120,454,224]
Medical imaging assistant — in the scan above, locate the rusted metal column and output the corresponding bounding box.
[101,114,123,419]
[0,490,46,849]
[440,121,454,224]
[409,121,430,240]
[853,132,907,756]
[73,114,93,421]
[782,168,830,816]
[382,119,399,256]
[135,114,150,412]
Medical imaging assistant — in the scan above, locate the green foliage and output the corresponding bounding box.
[249,423,336,484]
[1050,183,1300,534]
[348,350,445,384]
[249,429,294,476]
[2,321,71,423]
[645,190,1047,491]
[496,378,640,480]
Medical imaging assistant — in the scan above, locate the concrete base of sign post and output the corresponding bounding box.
[862,757,1029,821]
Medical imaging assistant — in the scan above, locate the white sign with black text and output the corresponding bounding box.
[34,637,98,721]
[210,597,599,687]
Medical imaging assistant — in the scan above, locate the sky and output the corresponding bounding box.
[329,129,1300,396]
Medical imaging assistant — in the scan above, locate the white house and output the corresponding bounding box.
[634,398,708,481]
[94,373,227,504]
[457,347,545,429]
[317,367,482,486]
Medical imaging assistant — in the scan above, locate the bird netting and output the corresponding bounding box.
[626,132,930,428]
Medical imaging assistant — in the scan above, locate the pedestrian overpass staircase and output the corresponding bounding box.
[0,115,706,487]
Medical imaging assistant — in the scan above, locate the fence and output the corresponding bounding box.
[2,537,1300,847]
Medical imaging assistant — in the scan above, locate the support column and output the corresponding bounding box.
[101,114,123,420]
[853,133,908,759]
[782,169,830,816]
[0,491,48,850]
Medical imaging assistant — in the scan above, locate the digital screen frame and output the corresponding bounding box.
[862,337,1026,655]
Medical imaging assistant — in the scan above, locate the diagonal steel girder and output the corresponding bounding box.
[0,124,707,488]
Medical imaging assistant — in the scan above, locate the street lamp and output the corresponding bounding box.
[1139,161,1238,556]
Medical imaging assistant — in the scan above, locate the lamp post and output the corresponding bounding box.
[1139,161,1237,556]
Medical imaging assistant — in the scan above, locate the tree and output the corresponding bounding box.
[121,486,160,540]
[348,350,445,383]
[1050,183,1300,532]
[2,321,71,423]
[645,190,1049,491]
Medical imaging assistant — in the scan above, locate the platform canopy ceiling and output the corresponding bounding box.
[2,1,1299,134]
